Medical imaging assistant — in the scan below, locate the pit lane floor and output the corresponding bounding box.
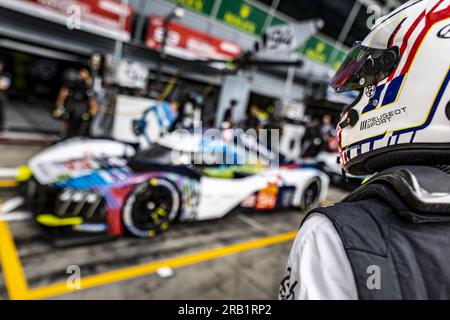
[0,144,348,300]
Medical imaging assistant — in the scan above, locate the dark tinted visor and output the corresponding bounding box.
[330,43,400,93]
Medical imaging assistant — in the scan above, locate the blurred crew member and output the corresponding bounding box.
[89,53,118,137]
[222,99,238,128]
[169,94,195,131]
[318,114,336,153]
[280,0,450,300]
[133,100,178,148]
[320,114,335,139]
[301,118,321,157]
[54,68,97,138]
[0,58,11,132]
[245,105,261,131]
[88,52,103,96]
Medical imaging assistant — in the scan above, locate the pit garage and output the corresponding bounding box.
[0,0,428,303]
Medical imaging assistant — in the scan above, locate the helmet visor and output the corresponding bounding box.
[330,43,400,93]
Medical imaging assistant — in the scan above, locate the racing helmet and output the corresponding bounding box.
[331,0,450,175]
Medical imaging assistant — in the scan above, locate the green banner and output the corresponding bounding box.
[269,15,287,27]
[166,0,289,36]
[301,36,347,70]
[169,0,216,16]
[216,0,268,35]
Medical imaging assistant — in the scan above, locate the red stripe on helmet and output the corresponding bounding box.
[400,1,449,75]
[386,10,426,82]
[388,17,407,48]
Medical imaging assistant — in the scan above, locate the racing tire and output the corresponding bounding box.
[122,178,181,238]
[300,178,322,212]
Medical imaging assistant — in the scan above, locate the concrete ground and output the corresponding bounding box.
[0,144,47,167]
[0,143,349,300]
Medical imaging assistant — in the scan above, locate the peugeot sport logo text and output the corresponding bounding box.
[438,24,450,39]
[360,107,407,131]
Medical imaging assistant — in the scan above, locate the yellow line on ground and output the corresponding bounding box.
[0,221,29,299]
[0,180,18,188]
[0,196,297,301]
[24,231,297,300]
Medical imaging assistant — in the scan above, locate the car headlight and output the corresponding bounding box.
[59,189,73,202]
[86,193,98,204]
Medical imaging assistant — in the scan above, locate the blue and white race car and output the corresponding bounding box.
[24,130,329,240]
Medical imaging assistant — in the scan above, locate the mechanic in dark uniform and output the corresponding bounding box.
[169,94,194,132]
[54,68,97,138]
[221,99,238,128]
[0,57,11,132]
[245,105,261,131]
[280,0,450,300]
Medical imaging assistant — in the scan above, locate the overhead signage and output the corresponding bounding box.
[301,35,347,69]
[263,19,324,52]
[215,0,268,35]
[166,0,290,37]
[168,0,215,16]
[115,60,149,90]
[0,0,133,41]
[146,15,241,61]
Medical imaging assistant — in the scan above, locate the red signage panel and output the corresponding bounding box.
[0,0,133,41]
[146,15,241,61]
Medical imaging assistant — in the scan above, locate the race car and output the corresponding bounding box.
[23,131,329,242]
[302,136,365,190]
[307,152,366,190]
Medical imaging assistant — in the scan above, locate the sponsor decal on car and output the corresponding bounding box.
[241,194,257,208]
[255,183,279,210]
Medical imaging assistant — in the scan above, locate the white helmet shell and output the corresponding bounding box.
[332,0,450,175]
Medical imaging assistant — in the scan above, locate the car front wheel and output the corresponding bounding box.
[122,178,180,238]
